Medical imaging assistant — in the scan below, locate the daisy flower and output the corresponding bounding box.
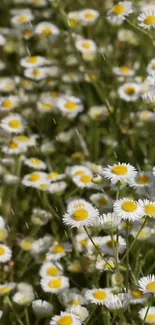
[31,208,52,226]
[107,1,133,25]
[139,199,155,217]
[105,293,130,310]
[67,306,89,322]
[13,291,34,305]
[90,193,112,210]
[0,283,16,295]
[22,172,48,187]
[14,134,38,147]
[48,182,67,194]
[46,242,71,261]
[98,212,121,230]
[41,276,69,294]
[11,12,34,25]
[0,244,12,263]
[67,11,81,28]
[79,9,100,25]
[32,300,53,318]
[118,83,141,101]
[101,235,126,255]
[75,39,97,54]
[24,67,47,80]
[138,274,155,294]
[48,172,65,182]
[0,114,25,134]
[50,312,81,325]
[139,306,155,323]
[57,96,83,118]
[85,288,111,305]
[35,22,60,37]
[138,9,155,29]
[112,66,135,77]
[114,198,144,221]
[63,202,99,228]
[20,56,49,68]
[61,291,85,307]
[96,257,116,272]
[2,140,27,155]
[66,165,92,178]
[147,58,155,74]
[39,262,63,278]
[19,238,34,251]
[129,290,149,304]
[0,95,19,111]
[72,173,97,189]
[88,105,110,120]
[24,158,47,170]
[101,162,137,184]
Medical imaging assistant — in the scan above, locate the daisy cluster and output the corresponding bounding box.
[0,0,155,324]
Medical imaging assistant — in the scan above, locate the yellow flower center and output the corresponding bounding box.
[32,69,41,77]
[48,172,60,179]
[132,290,143,298]
[18,16,29,23]
[140,112,150,120]
[27,56,38,64]
[49,278,62,289]
[137,175,150,184]
[125,87,136,95]
[31,158,42,166]
[16,136,29,142]
[80,239,87,246]
[146,314,155,323]
[112,4,126,15]
[146,282,155,292]
[43,27,53,36]
[69,264,81,272]
[29,174,41,182]
[47,266,59,276]
[69,299,80,306]
[107,240,118,248]
[53,245,65,254]
[65,101,77,110]
[23,29,32,38]
[120,66,131,74]
[42,103,53,111]
[0,230,6,241]
[145,204,155,215]
[98,198,108,206]
[3,100,14,109]
[58,316,73,325]
[145,16,155,25]
[0,247,5,255]
[82,42,91,49]
[85,12,95,19]
[21,241,32,250]
[80,175,92,183]
[68,18,78,27]
[9,141,19,149]
[73,208,89,221]
[0,286,11,294]
[112,165,128,175]
[122,201,137,212]
[9,119,22,129]
[93,290,107,300]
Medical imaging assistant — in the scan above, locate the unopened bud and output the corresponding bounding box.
[92,174,102,184]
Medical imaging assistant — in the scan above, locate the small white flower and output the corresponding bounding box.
[101,235,126,255]
[79,9,99,25]
[0,114,25,134]
[98,212,121,230]
[139,199,155,217]
[41,276,69,293]
[118,83,141,101]
[57,96,83,118]
[138,274,155,293]
[24,158,47,170]
[20,56,49,68]
[107,1,133,25]
[75,39,97,54]
[67,306,89,322]
[101,162,137,184]
[0,244,12,263]
[50,312,81,325]
[63,202,99,228]
[139,306,155,323]
[138,9,155,29]
[39,262,63,278]
[105,293,130,310]
[114,198,144,221]
[85,288,111,305]
[35,22,60,37]
[32,299,53,318]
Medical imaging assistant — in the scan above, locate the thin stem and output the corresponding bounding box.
[121,218,147,263]
[25,308,30,325]
[6,297,24,325]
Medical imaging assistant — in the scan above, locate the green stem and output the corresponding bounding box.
[6,297,24,325]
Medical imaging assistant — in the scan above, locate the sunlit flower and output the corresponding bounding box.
[102,162,137,184]
[39,262,63,278]
[107,1,133,25]
[105,293,130,310]
[0,96,19,111]
[63,201,99,228]
[0,244,12,263]
[85,288,111,305]
[35,22,60,37]
[20,56,49,68]
[79,9,100,25]
[118,83,141,101]
[114,198,143,221]
[41,276,69,293]
[32,299,53,318]
[138,274,155,293]
[0,114,25,134]
[75,39,97,54]
[24,157,46,170]
[138,9,155,29]
[50,312,81,325]
[139,306,155,323]
[139,199,155,217]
